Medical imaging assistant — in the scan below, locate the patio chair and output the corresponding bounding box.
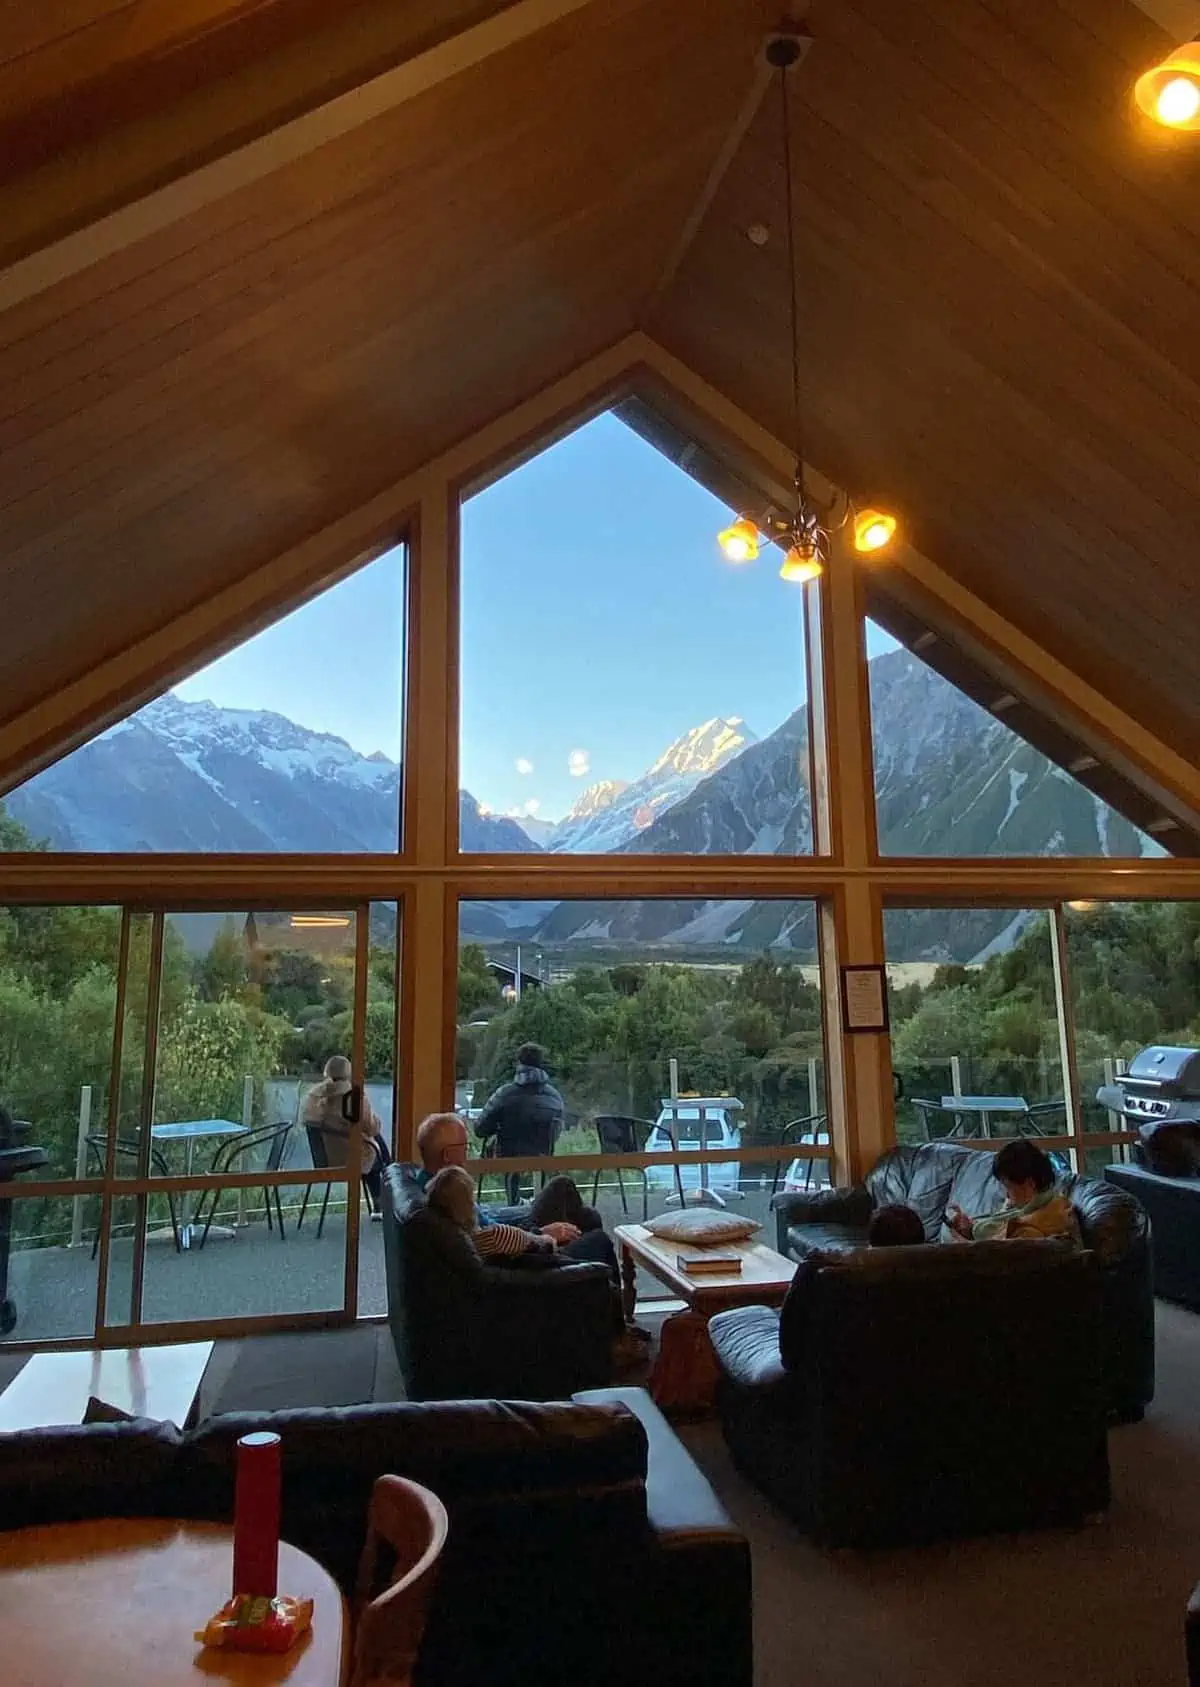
[1022,1099,1068,1136]
[352,1474,449,1687]
[194,1119,293,1248]
[84,1134,181,1255]
[590,1115,653,1219]
[297,1123,376,1238]
[768,1113,829,1196]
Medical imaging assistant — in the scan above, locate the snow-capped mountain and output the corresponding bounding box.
[3,655,1157,962]
[547,717,755,852]
[6,694,533,854]
[532,649,1156,958]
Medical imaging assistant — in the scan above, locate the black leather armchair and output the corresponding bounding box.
[710,1240,1111,1547]
[774,1141,1154,1421]
[382,1164,614,1400]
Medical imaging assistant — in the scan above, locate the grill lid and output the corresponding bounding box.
[1124,1045,1200,1095]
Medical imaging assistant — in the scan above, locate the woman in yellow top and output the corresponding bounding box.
[946,1140,1080,1245]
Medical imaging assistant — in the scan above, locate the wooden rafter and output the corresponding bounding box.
[0,0,599,311]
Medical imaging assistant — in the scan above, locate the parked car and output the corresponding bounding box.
[645,1098,744,1193]
[780,1127,832,1194]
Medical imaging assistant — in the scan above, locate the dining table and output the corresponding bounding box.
[0,1517,348,1687]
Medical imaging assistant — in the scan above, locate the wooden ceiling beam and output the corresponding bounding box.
[0,0,598,314]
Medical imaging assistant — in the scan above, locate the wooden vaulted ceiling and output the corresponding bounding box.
[0,0,1198,793]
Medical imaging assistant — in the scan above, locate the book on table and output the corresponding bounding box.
[677,1252,743,1276]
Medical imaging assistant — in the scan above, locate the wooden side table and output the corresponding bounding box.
[0,1518,348,1687]
[615,1223,796,1413]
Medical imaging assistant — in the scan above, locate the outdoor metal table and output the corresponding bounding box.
[150,1118,247,1248]
[940,1095,1029,1138]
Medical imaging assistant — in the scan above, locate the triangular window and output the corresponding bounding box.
[1,545,406,854]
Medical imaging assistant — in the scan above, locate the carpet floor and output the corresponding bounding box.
[679,1299,1200,1687]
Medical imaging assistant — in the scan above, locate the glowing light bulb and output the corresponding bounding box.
[779,545,823,583]
[1156,75,1200,125]
[1067,900,1096,913]
[853,509,897,554]
[717,518,760,564]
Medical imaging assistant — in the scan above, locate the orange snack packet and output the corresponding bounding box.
[196,1593,314,1654]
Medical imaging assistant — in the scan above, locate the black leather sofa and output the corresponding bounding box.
[1188,1581,1200,1687]
[710,1240,1111,1548]
[0,1386,751,1687]
[774,1141,1154,1422]
[382,1164,614,1399]
[1104,1162,1200,1312]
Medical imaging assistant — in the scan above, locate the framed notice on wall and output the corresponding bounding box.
[840,964,889,1034]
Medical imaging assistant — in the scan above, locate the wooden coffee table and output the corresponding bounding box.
[615,1223,795,1412]
[0,1518,347,1686]
[0,1341,213,1432]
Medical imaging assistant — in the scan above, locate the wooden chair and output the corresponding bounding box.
[352,1475,449,1687]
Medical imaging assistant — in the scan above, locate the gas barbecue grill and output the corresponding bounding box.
[1097,1046,1200,1176]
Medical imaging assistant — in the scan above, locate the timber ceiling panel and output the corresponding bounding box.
[0,0,769,732]
[652,0,1200,749]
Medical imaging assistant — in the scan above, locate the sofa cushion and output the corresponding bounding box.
[0,1418,181,1529]
[866,1141,977,1236]
[176,1398,648,1592]
[786,1222,869,1259]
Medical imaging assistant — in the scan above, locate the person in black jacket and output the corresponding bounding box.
[475,1043,566,1205]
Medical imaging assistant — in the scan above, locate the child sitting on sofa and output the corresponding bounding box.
[945,1140,1080,1244]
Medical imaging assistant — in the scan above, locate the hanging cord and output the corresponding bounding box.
[780,62,805,518]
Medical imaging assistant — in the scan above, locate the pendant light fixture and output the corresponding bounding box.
[717,30,897,580]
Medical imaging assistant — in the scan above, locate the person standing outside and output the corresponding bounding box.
[474,1042,564,1206]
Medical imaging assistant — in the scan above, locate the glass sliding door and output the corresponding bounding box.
[101,904,394,1337]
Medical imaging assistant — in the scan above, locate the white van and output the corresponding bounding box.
[645,1098,744,1194]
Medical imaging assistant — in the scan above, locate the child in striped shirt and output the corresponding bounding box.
[426,1165,556,1261]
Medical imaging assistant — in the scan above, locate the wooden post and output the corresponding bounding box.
[808,553,893,1183]
[70,1085,93,1248]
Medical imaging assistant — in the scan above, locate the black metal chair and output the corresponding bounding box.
[194,1120,293,1248]
[297,1123,377,1238]
[767,1112,829,1196]
[590,1115,654,1219]
[1022,1099,1067,1137]
[85,1134,181,1255]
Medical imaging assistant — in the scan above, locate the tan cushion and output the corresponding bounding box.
[643,1209,761,1245]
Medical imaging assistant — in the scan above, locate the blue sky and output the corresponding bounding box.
[176,410,895,822]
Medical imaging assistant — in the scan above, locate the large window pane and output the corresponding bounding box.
[0,903,120,1182]
[459,413,813,857]
[457,897,825,1225]
[885,908,1067,1146]
[1,1196,100,1345]
[868,620,1156,858]
[1,544,406,853]
[1066,900,1200,1138]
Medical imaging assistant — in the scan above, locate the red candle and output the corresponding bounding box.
[232,1431,281,1598]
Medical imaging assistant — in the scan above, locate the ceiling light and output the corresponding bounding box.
[714,31,899,582]
[1066,900,1096,913]
[853,509,897,553]
[779,543,824,584]
[290,914,352,928]
[718,518,761,563]
[1135,43,1200,129]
